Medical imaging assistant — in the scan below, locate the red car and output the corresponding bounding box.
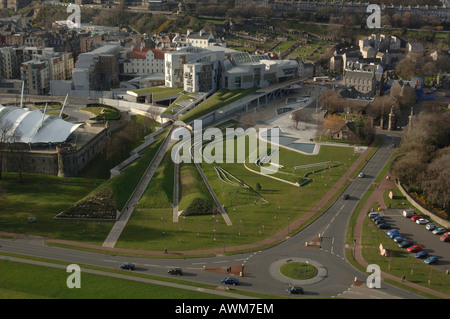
[411,215,423,222]
[407,245,423,253]
[440,232,450,242]
[445,93,450,97]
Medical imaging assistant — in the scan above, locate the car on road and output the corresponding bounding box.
[426,223,437,231]
[407,245,423,253]
[398,240,413,248]
[440,232,450,242]
[342,194,349,200]
[286,286,304,295]
[444,93,450,97]
[416,219,429,225]
[415,250,429,259]
[221,277,239,286]
[358,172,365,178]
[411,215,423,222]
[168,268,183,276]
[424,256,438,264]
[432,227,446,235]
[119,263,135,270]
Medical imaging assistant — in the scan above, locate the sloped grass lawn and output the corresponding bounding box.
[132,87,183,100]
[178,163,214,211]
[137,148,174,209]
[180,88,260,124]
[361,215,450,295]
[0,173,106,243]
[0,259,221,299]
[81,133,167,213]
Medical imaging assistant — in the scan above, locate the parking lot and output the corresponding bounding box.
[375,209,450,272]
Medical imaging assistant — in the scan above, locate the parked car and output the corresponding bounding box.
[432,227,446,235]
[424,256,438,264]
[402,209,416,218]
[368,212,380,219]
[416,219,429,225]
[119,263,135,270]
[411,215,423,222]
[168,268,183,276]
[375,219,385,225]
[358,172,365,178]
[399,241,413,248]
[286,286,304,295]
[342,194,349,200]
[378,223,391,229]
[415,250,429,259]
[389,232,402,239]
[221,277,239,286]
[426,223,437,231]
[371,214,383,222]
[394,236,406,243]
[387,229,399,237]
[407,245,423,253]
[440,232,450,242]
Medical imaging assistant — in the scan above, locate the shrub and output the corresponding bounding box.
[184,198,215,216]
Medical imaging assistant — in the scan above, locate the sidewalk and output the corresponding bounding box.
[353,173,450,299]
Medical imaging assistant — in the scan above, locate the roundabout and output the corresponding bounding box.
[269,257,327,286]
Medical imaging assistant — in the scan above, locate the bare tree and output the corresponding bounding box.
[291,109,306,129]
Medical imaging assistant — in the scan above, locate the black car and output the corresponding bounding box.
[342,194,349,200]
[287,286,304,295]
[168,268,183,276]
[378,223,391,229]
[398,241,413,248]
[120,263,135,270]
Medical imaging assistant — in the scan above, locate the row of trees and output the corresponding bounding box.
[395,52,450,81]
[390,110,450,218]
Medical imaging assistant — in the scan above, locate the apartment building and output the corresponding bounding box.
[0,47,19,80]
[72,42,121,91]
[20,57,50,95]
[123,47,166,75]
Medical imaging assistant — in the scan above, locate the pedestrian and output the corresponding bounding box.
[401,275,405,282]
[164,248,168,254]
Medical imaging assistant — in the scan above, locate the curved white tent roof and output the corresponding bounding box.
[0,105,82,144]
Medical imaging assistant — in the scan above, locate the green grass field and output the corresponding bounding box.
[0,259,222,299]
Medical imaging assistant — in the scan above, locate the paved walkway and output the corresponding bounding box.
[102,126,177,248]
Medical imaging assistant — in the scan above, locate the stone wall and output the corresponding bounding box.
[397,181,450,229]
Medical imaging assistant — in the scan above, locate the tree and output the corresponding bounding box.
[291,109,306,129]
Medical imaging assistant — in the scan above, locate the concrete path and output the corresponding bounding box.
[102,126,176,248]
[173,161,180,222]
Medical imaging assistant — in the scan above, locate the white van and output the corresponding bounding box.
[402,209,416,218]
